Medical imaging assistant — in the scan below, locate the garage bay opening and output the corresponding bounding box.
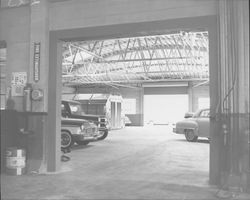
[60,30,210,188]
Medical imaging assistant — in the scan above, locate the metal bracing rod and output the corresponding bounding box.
[97,41,104,56]
[63,60,208,77]
[62,70,208,79]
[192,80,209,88]
[117,39,124,59]
[177,35,190,72]
[105,83,140,89]
[123,38,131,60]
[63,77,209,85]
[77,57,193,64]
[70,44,102,59]
[91,41,98,52]
[118,53,132,82]
[137,38,149,75]
[68,44,73,57]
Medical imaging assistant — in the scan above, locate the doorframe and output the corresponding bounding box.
[48,15,220,184]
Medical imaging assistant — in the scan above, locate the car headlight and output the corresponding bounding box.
[80,124,85,131]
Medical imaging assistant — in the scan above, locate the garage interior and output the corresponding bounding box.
[61,32,210,126]
[0,0,249,199]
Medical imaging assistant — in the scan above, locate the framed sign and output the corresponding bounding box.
[11,72,27,96]
[33,42,41,82]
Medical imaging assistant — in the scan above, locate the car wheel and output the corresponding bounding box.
[75,141,89,145]
[61,130,74,150]
[97,130,108,140]
[185,129,198,142]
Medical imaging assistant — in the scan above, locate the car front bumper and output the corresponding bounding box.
[73,134,97,142]
[173,127,184,134]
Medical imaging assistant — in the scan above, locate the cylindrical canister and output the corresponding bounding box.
[6,147,26,175]
[23,83,32,112]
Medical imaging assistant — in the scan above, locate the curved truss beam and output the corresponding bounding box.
[62,31,209,85]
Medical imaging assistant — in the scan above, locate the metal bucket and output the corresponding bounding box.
[6,147,26,175]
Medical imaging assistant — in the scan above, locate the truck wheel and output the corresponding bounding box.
[185,129,198,142]
[61,130,74,150]
[76,141,89,145]
[97,130,108,140]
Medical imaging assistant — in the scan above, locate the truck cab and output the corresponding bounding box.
[61,100,109,140]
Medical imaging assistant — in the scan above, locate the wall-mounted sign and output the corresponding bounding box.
[11,72,27,96]
[33,42,41,82]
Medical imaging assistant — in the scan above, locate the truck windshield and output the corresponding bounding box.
[69,102,85,115]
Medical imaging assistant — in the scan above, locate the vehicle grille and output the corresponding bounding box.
[100,118,106,123]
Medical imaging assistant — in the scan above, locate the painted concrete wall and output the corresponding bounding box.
[119,88,144,126]
[188,85,209,112]
[49,0,217,30]
[0,6,30,111]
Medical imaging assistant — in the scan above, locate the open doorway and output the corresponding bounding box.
[58,29,211,188]
[47,16,219,187]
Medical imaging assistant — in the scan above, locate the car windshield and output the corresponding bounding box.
[69,102,85,115]
[193,109,210,118]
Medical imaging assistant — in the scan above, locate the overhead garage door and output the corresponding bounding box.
[144,94,188,125]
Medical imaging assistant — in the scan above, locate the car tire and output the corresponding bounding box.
[184,129,198,142]
[97,130,108,140]
[75,141,89,145]
[61,129,74,150]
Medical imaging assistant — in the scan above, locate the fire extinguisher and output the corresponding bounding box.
[23,83,32,112]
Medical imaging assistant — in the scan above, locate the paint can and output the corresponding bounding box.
[6,147,26,175]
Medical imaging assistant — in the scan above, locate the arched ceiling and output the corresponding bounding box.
[62,31,209,88]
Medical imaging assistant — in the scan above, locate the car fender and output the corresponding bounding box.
[175,120,199,135]
[61,126,82,136]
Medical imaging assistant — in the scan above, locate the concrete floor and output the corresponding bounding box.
[1,126,249,199]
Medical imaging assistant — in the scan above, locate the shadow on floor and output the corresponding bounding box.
[175,138,210,144]
[71,144,94,151]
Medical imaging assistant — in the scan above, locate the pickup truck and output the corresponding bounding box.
[61,100,109,140]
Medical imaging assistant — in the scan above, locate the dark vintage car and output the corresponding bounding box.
[173,108,210,142]
[61,118,99,150]
[61,100,109,140]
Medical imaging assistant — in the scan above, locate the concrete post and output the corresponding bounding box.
[187,82,193,112]
[29,0,49,112]
[140,87,144,126]
[29,0,61,172]
[217,0,249,191]
[47,34,62,172]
